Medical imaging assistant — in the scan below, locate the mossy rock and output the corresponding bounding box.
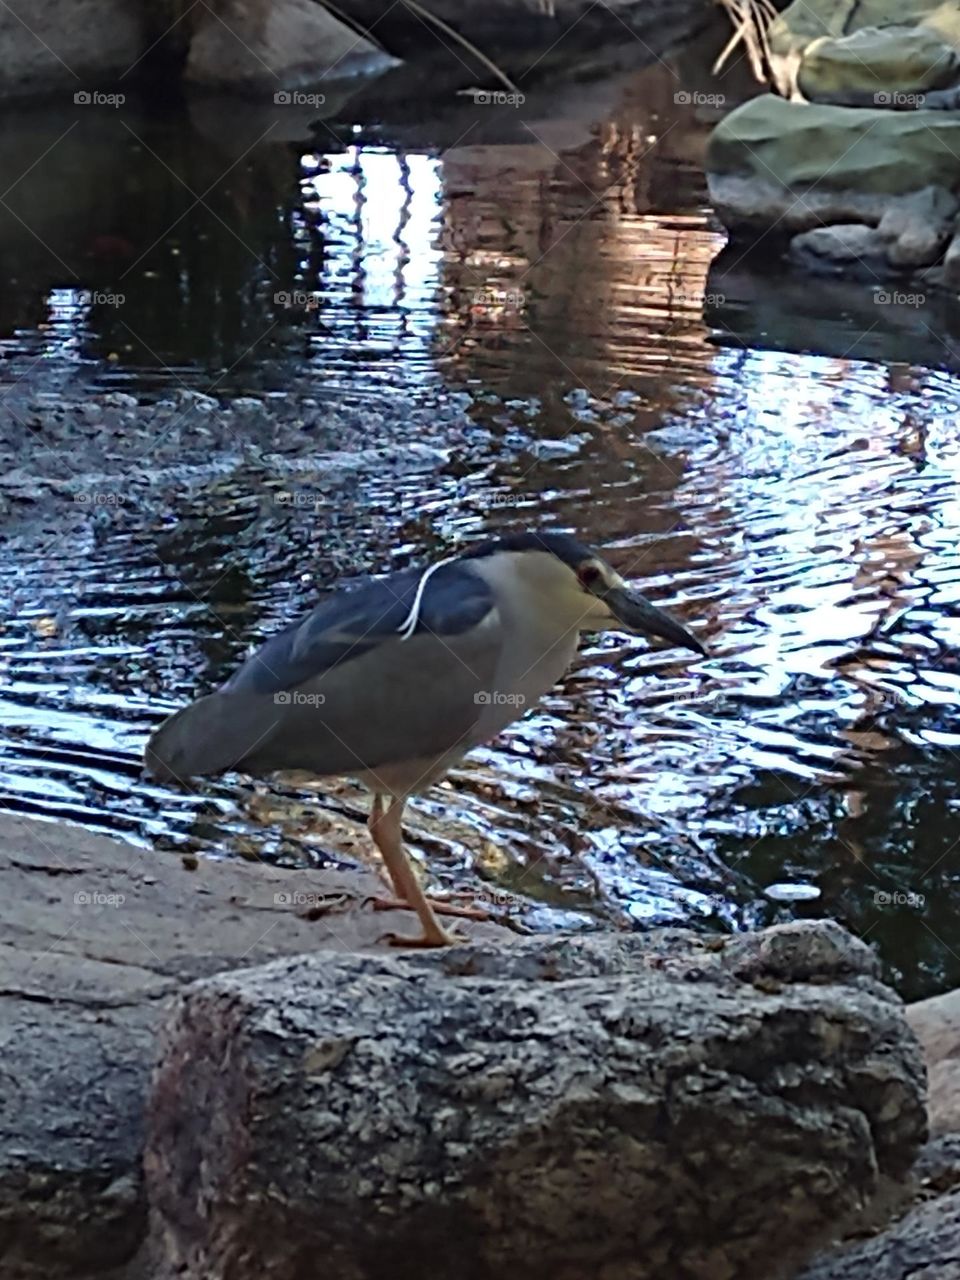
[798,25,959,103]
[768,0,960,97]
[708,93,960,196]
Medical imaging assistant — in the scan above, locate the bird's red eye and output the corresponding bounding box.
[578,564,602,590]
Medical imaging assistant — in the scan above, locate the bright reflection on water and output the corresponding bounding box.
[1,64,960,998]
[298,149,444,385]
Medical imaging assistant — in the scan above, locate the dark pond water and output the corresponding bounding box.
[3,49,960,999]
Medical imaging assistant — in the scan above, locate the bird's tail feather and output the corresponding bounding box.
[143,691,276,783]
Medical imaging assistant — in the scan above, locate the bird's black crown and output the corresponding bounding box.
[461,531,594,569]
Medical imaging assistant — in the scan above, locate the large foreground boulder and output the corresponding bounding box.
[144,922,927,1280]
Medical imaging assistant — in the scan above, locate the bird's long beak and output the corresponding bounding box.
[601,587,706,656]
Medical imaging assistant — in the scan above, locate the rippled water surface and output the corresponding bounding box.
[3,56,960,998]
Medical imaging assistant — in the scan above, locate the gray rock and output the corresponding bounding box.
[767,0,960,99]
[878,185,959,265]
[99,392,139,410]
[0,995,156,1280]
[0,815,505,1280]
[144,923,927,1280]
[790,223,891,271]
[721,916,882,981]
[174,390,219,412]
[795,1190,960,1280]
[0,0,145,99]
[796,25,960,107]
[707,96,960,233]
[185,0,386,90]
[906,984,960,1136]
[913,1133,960,1193]
[707,172,894,236]
[940,228,960,286]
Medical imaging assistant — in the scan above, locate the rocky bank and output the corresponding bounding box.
[706,0,960,288]
[5,812,960,1279]
[0,0,723,99]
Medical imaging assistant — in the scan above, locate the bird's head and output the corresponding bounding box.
[464,531,706,656]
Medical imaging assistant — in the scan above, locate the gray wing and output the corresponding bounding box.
[145,561,503,782]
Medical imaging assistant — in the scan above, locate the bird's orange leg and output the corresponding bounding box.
[368,796,464,947]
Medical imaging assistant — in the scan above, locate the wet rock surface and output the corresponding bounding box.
[0,813,507,1280]
[144,920,926,1280]
[790,223,891,273]
[2,812,955,1280]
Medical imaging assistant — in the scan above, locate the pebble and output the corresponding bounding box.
[764,883,822,903]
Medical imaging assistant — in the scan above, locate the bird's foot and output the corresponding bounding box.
[367,894,490,922]
[380,925,466,948]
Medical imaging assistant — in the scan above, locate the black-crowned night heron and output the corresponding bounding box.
[145,532,705,946]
